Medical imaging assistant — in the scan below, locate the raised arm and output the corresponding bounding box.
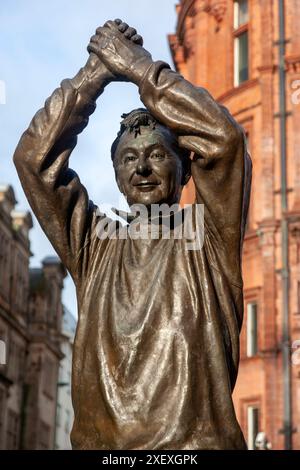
[136,61,252,280]
[13,22,144,282]
[89,19,252,285]
[13,52,114,282]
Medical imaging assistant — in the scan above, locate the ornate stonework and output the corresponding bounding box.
[170,1,228,66]
[195,0,227,23]
[168,33,185,69]
[207,0,227,23]
[176,1,227,40]
[183,14,196,59]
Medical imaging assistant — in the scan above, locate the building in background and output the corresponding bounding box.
[0,184,32,450]
[24,256,66,450]
[55,305,76,450]
[169,0,300,449]
[0,184,70,449]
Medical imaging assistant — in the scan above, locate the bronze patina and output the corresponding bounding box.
[14,19,252,450]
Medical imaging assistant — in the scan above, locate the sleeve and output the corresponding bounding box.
[13,67,106,283]
[138,61,252,286]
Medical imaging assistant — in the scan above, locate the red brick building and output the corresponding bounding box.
[169,0,300,449]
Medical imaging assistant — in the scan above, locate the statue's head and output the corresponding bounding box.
[111,108,191,208]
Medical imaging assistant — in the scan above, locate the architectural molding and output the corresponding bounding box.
[177,0,227,38]
[204,0,227,23]
[216,78,259,103]
[285,55,300,73]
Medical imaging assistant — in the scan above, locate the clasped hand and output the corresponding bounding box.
[87,19,152,83]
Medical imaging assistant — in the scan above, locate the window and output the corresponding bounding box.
[247,406,259,450]
[0,328,8,374]
[247,302,258,357]
[6,410,19,450]
[234,0,248,28]
[0,336,6,365]
[234,0,249,86]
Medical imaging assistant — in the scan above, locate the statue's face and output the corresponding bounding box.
[113,125,186,207]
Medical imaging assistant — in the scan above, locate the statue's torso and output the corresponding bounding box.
[71,228,246,450]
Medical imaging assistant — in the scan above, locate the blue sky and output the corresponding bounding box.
[0,0,178,318]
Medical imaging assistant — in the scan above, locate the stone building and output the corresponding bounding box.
[55,305,76,450]
[0,184,67,449]
[169,0,300,449]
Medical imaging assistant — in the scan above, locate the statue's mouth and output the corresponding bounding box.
[133,180,160,191]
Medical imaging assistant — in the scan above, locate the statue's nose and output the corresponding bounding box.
[136,158,151,176]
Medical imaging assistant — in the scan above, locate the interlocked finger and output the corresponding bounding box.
[103,20,117,30]
[131,34,143,46]
[89,34,100,45]
[87,43,97,54]
[96,26,105,35]
[124,27,137,39]
[118,22,129,33]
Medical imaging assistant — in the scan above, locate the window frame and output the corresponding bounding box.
[247,404,260,450]
[233,0,250,87]
[246,301,258,357]
[241,288,261,359]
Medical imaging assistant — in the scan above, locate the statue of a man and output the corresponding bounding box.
[14,19,251,450]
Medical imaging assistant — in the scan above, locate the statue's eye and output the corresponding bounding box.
[150,152,164,161]
[124,155,137,163]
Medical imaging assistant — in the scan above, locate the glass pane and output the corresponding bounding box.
[247,406,259,450]
[247,302,257,357]
[235,0,249,28]
[238,32,249,85]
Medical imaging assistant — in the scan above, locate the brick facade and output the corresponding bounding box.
[169,0,300,449]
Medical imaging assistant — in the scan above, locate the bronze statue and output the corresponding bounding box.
[13,19,252,450]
